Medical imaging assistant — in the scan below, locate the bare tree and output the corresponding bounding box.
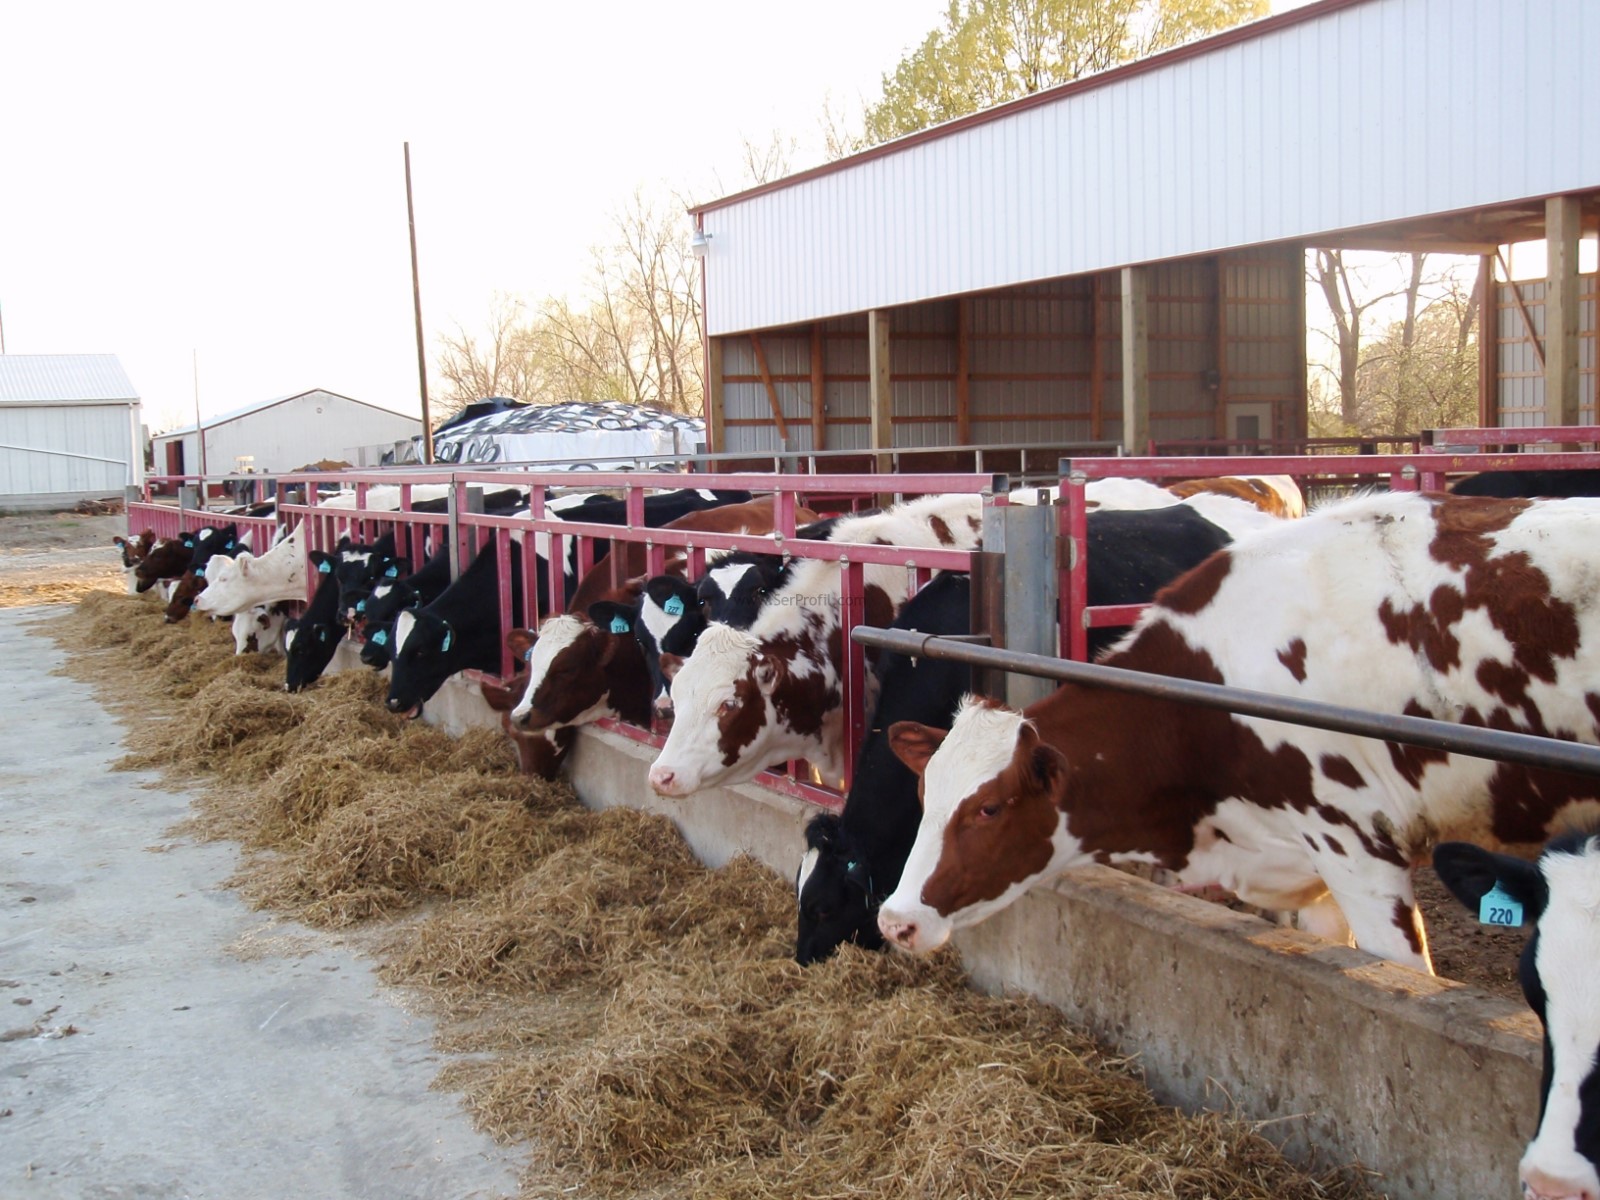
[432,293,540,418]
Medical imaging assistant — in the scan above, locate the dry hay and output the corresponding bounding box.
[43,589,1376,1200]
[0,577,123,608]
[454,938,1368,1200]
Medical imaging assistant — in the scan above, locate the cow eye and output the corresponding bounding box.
[977,801,1002,820]
[718,697,740,716]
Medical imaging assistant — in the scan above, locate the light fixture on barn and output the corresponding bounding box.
[690,227,712,259]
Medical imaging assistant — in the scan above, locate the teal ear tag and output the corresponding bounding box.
[524,647,535,662]
[1479,884,1524,928]
[610,616,631,634]
[385,565,399,577]
[317,560,332,573]
[194,566,205,578]
[663,595,685,616]
[371,630,387,646]
[441,629,454,653]
[356,599,366,612]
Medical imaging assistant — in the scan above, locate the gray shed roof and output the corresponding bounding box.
[0,354,140,403]
[156,388,420,437]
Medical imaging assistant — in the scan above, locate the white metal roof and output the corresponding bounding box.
[156,388,422,437]
[0,354,140,404]
[693,0,1600,336]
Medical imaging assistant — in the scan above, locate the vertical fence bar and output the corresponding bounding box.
[839,555,866,792]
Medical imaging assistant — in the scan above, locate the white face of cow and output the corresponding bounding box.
[510,615,594,728]
[647,623,788,797]
[1523,843,1600,1200]
[192,554,237,612]
[877,699,1083,956]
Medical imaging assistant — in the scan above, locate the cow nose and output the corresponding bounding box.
[1522,1173,1598,1200]
[385,697,404,712]
[648,765,682,796]
[879,914,918,951]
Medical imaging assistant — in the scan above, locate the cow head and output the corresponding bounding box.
[507,600,643,733]
[163,566,208,623]
[191,552,240,614]
[876,699,1074,955]
[385,609,459,717]
[795,812,884,965]
[134,535,195,593]
[232,602,288,656]
[113,530,155,569]
[283,612,342,692]
[329,532,398,628]
[480,672,578,778]
[647,622,837,797]
[1435,836,1600,1200]
[632,575,706,722]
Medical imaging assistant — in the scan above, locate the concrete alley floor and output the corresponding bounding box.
[0,606,521,1200]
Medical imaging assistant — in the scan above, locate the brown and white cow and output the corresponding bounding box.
[1164,474,1305,519]
[113,530,156,593]
[230,601,293,655]
[647,493,986,796]
[505,497,815,746]
[480,671,578,778]
[878,491,1600,972]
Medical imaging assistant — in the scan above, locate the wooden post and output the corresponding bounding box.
[1120,266,1151,455]
[955,299,972,445]
[749,333,791,445]
[1291,245,1309,442]
[1212,255,1228,440]
[1478,254,1499,428]
[1090,274,1104,441]
[809,325,827,453]
[868,308,893,481]
[706,337,726,460]
[1545,195,1582,428]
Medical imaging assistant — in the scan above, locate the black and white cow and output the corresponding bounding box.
[284,571,345,693]
[796,572,972,966]
[358,546,452,670]
[162,524,246,622]
[1435,834,1600,1200]
[323,530,398,627]
[385,540,508,718]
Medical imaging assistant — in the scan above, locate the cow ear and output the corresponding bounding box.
[308,550,335,574]
[506,627,537,663]
[113,536,128,549]
[805,812,843,853]
[889,721,949,777]
[753,654,785,696]
[1432,843,1546,918]
[588,601,634,636]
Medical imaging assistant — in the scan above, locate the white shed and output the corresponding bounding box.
[150,389,423,481]
[0,354,144,511]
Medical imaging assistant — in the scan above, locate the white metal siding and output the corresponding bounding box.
[703,0,1599,336]
[0,404,138,499]
[153,393,422,474]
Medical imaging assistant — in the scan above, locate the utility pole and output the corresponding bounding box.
[193,349,208,482]
[405,142,434,464]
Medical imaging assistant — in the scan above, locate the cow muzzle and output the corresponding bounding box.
[1522,1170,1600,1200]
[648,763,692,797]
[877,903,950,956]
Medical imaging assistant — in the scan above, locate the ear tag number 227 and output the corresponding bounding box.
[1479,883,1524,928]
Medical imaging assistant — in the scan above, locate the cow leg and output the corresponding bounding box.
[1295,894,1353,947]
[1319,862,1434,974]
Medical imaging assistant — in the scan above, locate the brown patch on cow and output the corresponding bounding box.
[163,568,206,622]
[928,516,955,546]
[243,632,260,653]
[1154,550,1232,617]
[1278,638,1308,682]
[1390,897,1425,957]
[1322,834,1347,856]
[1167,476,1290,518]
[966,515,981,533]
[717,672,770,768]
[1320,754,1365,790]
[1385,701,1451,789]
[1487,759,1600,844]
[920,725,1062,917]
[1377,585,1466,672]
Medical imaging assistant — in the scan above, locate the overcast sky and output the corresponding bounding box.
[4,1,1330,436]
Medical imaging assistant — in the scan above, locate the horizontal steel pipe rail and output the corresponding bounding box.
[852,627,1600,779]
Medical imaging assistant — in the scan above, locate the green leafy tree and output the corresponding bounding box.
[860,0,1268,144]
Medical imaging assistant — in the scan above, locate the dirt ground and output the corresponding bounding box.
[0,506,1532,1002]
[0,507,130,608]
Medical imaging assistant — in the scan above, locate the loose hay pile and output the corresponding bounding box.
[47,590,1378,1200]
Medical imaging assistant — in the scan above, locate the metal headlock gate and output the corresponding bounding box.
[850,626,1600,779]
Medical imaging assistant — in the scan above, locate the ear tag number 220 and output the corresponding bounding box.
[1479,884,1524,928]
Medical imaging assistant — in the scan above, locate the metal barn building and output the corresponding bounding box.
[0,354,144,511]
[150,389,423,479]
[690,0,1600,460]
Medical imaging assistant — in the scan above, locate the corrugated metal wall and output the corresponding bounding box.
[701,0,1599,337]
[0,404,137,500]
[717,244,1304,456]
[1493,275,1598,427]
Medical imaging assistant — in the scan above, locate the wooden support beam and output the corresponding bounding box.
[1291,244,1309,442]
[1119,266,1151,454]
[955,299,972,445]
[868,308,893,476]
[706,336,726,460]
[1545,194,1583,427]
[1212,255,1228,440]
[809,325,826,452]
[1478,255,1499,428]
[749,333,790,443]
[1090,274,1104,441]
